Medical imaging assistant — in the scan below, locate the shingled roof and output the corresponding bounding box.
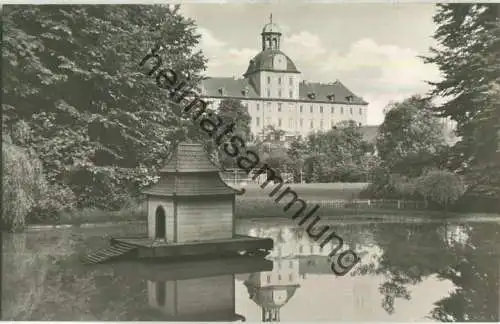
[200,77,260,99]
[159,143,220,173]
[142,142,237,197]
[299,81,368,105]
[244,49,300,76]
[200,78,368,105]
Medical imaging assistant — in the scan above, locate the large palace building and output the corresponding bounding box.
[199,16,369,141]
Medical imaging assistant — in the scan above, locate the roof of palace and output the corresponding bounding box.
[200,77,368,105]
[244,279,300,309]
[245,49,300,75]
[142,142,237,197]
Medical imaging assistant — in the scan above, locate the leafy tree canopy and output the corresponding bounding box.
[376,95,447,177]
[2,5,208,208]
[423,4,500,168]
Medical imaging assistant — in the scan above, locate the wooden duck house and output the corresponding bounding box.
[82,142,273,264]
[143,142,237,243]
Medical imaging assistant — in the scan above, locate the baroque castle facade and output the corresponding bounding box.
[199,16,369,141]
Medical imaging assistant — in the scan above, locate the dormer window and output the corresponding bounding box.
[327,94,335,101]
[242,88,249,96]
[308,92,316,100]
[346,95,353,103]
[218,88,224,96]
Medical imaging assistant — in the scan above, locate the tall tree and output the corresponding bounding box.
[2,5,208,208]
[287,136,309,182]
[213,98,251,168]
[376,95,447,178]
[215,98,251,141]
[422,4,500,197]
[304,120,372,182]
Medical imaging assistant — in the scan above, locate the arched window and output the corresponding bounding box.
[155,206,166,239]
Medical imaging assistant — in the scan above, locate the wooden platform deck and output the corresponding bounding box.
[81,241,137,265]
[82,235,273,265]
[110,234,273,259]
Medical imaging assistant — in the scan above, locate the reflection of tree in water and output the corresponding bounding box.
[352,223,448,314]
[352,222,499,320]
[3,230,151,321]
[4,231,99,320]
[430,223,500,322]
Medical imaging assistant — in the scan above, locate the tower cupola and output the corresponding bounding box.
[261,14,282,50]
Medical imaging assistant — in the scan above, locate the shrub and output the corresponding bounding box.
[2,138,47,231]
[2,133,78,228]
[415,170,466,211]
[28,183,77,224]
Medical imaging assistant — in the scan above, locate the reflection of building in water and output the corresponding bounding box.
[298,244,381,277]
[244,259,301,322]
[249,225,366,259]
[147,275,244,321]
[439,224,470,247]
[241,227,385,321]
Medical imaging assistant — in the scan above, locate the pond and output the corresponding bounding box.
[3,218,500,321]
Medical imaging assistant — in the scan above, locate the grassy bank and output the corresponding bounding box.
[235,196,452,220]
[35,203,147,226]
[241,182,370,200]
[22,182,498,227]
[27,198,451,227]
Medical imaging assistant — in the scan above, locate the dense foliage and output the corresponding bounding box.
[422,4,500,199]
[415,170,466,211]
[376,95,447,177]
[362,95,450,199]
[2,132,77,231]
[2,5,209,210]
[213,98,252,168]
[288,121,375,183]
[2,137,44,231]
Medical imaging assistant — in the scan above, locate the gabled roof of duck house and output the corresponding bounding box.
[142,142,238,197]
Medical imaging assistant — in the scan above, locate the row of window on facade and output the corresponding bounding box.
[256,117,352,129]
[263,84,353,103]
[264,89,349,101]
[266,273,295,283]
[267,75,293,86]
[267,88,294,99]
[253,102,363,115]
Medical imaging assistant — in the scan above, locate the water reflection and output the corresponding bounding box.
[239,221,500,321]
[116,256,273,321]
[2,220,499,321]
[245,259,301,322]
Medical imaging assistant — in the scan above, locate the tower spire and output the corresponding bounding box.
[261,13,281,50]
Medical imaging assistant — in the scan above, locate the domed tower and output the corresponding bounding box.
[261,14,281,51]
[244,14,301,100]
[244,259,301,322]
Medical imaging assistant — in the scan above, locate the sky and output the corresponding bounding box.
[179,2,442,125]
